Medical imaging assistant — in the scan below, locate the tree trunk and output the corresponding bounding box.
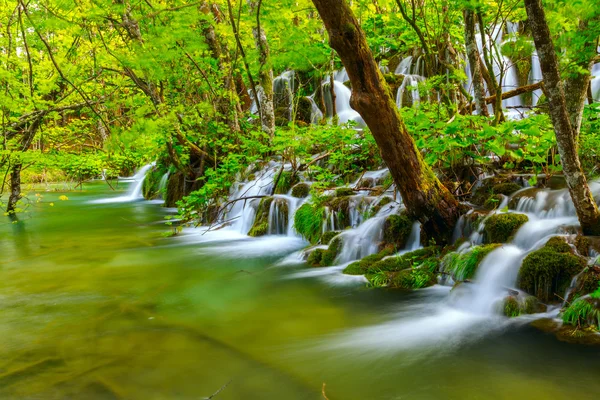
[251,0,275,137]
[463,8,488,116]
[6,162,22,214]
[310,0,461,241]
[524,0,600,235]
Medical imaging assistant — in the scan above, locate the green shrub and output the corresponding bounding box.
[562,297,600,330]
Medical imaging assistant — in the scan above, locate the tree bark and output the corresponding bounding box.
[310,0,461,241]
[524,0,600,235]
[6,162,22,214]
[251,0,275,137]
[463,8,488,116]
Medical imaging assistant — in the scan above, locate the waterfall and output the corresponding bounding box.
[273,70,295,119]
[307,95,323,124]
[322,80,365,126]
[158,172,169,199]
[90,163,155,204]
[395,56,413,75]
[268,195,304,236]
[590,62,600,103]
[396,75,426,108]
[530,51,543,106]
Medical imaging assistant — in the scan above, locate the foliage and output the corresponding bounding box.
[294,201,325,244]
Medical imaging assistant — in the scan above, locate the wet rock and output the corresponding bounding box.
[320,231,341,245]
[483,213,528,243]
[248,197,274,237]
[518,239,587,303]
[575,235,600,257]
[291,183,310,198]
[382,213,413,249]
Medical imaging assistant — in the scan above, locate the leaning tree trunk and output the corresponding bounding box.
[6,162,22,214]
[464,8,489,116]
[524,0,600,235]
[310,0,461,241]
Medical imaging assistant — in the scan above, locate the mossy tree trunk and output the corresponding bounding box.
[524,0,600,235]
[310,0,461,242]
[249,0,275,137]
[464,8,488,116]
[7,162,22,214]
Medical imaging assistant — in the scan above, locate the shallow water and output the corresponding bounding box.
[1,182,599,399]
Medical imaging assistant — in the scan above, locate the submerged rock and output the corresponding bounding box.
[483,213,528,243]
[518,238,587,303]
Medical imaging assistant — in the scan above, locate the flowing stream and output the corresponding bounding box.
[2,180,600,399]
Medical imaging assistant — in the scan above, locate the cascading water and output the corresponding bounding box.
[396,75,427,108]
[322,80,365,126]
[91,163,155,204]
[268,195,304,236]
[158,172,169,199]
[273,70,295,119]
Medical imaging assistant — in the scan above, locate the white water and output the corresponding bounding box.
[91,163,155,204]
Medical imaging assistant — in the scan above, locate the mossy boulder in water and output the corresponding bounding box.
[383,213,413,249]
[518,237,587,303]
[291,183,310,198]
[342,246,396,275]
[248,197,274,237]
[502,296,521,317]
[444,244,501,282]
[308,236,343,267]
[325,196,352,229]
[366,246,440,275]
[484,213,528,243]
[295,96,313,124]
[471,177,522,208]
[320,231,341,245]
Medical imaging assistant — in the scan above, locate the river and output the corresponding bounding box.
[1,181,599,399]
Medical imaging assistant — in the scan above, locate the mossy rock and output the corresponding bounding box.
[383,213,413,248]
[321,237,343,266]
[562,296,600,332]
[370,186,386,196]
[385,267,437,290]
[507,187,540,209]
[291,183,310,198]
[335,187,355,197]
[320,231,341,245]
[575,235,600,257]
[307,249,325,267]
[342,246,395,275]
[471,177,522,207]
[274,171,298,194]
[367,246,440,274]
[502,296,521,317]
[295,96,313,124]
[518,240,588,303]
[531,318,600,346]
[483,194,504,210]
[483,213,528,243]
[371,196,393,215]
[444,244,501,281]
[142,165,168,200]
[567,265,600,303]
[544,236,573,254]
[248,197,274,237]
[326,196,352,229]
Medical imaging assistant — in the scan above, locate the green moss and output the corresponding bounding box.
[307,249,325,267]
[248,197,274,237]
[334,187,355,197]
[503,296,521,318]
[471,178,522,207]
[483,194,503,210]
[342,246,395,275]
[484,213,528,243]
[326,196,351,228]
[371,196,393,215]
[291,183,310,198]
[444,244,501,281]
[383,213,413,248]
[493,182,522,196]
[321,237,343,266]
[544,236,572,253]
[294,202,325,244]
[142,165,167,200]
[320,231,341,245]
[518,240,587,303]
[368,246,439,274]
[386,267,436,290]
[274,171,297,195]
[523,296,547,314]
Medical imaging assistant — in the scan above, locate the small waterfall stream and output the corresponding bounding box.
[91,162,155,204]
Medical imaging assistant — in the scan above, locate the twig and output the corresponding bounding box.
[322,382,330,400]
[204,380,232,399]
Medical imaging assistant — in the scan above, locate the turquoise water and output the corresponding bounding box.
[1,182,599,399]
